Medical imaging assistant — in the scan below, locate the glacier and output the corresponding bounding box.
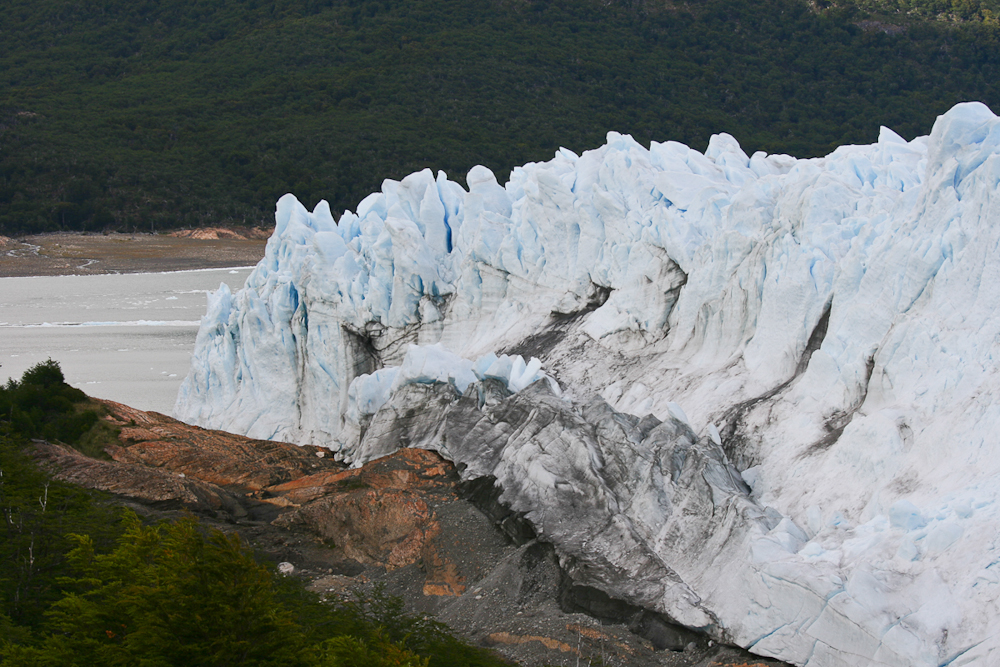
[176,102,1000,666]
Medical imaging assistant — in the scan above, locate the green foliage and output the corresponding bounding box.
[17,361,68,391]
[0,512,509,667]
[313,635,429,667]
[833,0,1000,23]
[71,417,123,461]
[0,360,100,448]
[0,612,32,648]
[0,432,124,630]
[0,0,998,236]
[2,514,305,666]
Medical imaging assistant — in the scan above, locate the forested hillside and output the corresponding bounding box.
[1,0,998,235]
[0,362,511,666]
[835,0,1000,21]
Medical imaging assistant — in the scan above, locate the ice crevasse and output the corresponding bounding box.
[177,102,1000,666]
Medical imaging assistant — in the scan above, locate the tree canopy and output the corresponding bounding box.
[1,0,998,235]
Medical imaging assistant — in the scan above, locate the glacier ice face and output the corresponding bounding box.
[176,102,1000,666]
[337,344,558,456]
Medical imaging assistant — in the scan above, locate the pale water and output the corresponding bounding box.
[0,267,254,414]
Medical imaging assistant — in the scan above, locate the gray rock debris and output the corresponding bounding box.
[351,378,772,640]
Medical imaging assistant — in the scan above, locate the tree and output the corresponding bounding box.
[313,636,429,667]
[2,513,307,667]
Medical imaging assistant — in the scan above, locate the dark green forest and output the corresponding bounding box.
[1,0,999,235]
[836,0,1000,21]
[0,362,510,666]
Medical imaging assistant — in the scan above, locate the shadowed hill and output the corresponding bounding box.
[1,0,999,235]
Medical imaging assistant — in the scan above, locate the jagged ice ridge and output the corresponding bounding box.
[176,102,1000,666]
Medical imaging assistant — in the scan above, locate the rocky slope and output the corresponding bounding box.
[31,399,786,667]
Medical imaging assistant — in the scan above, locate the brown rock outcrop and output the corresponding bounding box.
[37,401,467,596]
[273,447,466,594]
[31,440,248,516]
[277,487,437,568]
[98,399,340,491]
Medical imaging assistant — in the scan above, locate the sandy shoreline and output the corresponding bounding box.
[0,230,269,278]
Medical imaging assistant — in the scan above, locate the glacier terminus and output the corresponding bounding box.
[176,102,1000,666]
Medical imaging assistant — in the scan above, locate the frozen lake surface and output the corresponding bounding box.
[0,267,254,414]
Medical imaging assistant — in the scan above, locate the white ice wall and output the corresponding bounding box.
[176,102,1000,666]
